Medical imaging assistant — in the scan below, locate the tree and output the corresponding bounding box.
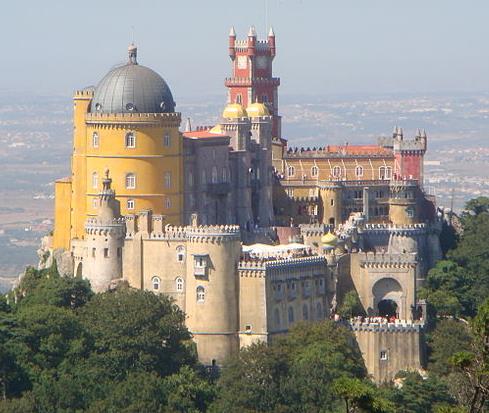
[338,290,366,319]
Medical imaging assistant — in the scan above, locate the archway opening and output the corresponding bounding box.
[76,262,83,278]
[378,299,398,318]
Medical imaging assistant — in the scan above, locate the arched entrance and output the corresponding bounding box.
[372,278,403,319]
[76,262,83,278]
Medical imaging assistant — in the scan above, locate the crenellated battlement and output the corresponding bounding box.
[85,111,181,127]
[299,223,331,237]
[358,252,417,268]
[238,255,326,272]
[74,89,94,98]
[348,320,424,333]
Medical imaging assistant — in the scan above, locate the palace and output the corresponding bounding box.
[49,27,442,382]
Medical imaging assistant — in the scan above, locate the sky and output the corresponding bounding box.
[2,0,489,99]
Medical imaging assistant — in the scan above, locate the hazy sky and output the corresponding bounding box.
[2,0,489,99]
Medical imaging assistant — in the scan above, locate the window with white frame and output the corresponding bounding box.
[163,133,171,147]
[355,165,364,177]
[164,171,172,189]
[379,166,392,180]
[92,172,98,189]
[127,199,135,210]
[287,165,295,177]
[92,132,99,148]
[152,276,160,291]
[125,173,136,189]
[211,166,218,183]
[311,166,319,177]
[165,197,172,209]
[332,165,341,178]
[176,277,184,292]
[196,286,205,302]
[286,188,294,198]
[125,131,136,148]
[236,94,242,104]
[176,246,185,262]
[406,207,415,218]
[380,350,388,361]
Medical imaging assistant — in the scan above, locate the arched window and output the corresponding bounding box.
[164,171,172,189]
[385,166,392,179]
[92,132,99,148]
[211,166,218,183]
[274,308,280,327]
[287,165,295,177]
[176,277,184,292]
[125,173,136,189]
[196,286,205,302]
[165,197,172,209]
[303,304,309,320]
[355,165,364,177]
[311,166,319,177]
[152,276,160,291]
[127,199,135,210]
[201,169,207,185]
[236,94,242,104]
[222,168,227,182]
[125,131,136,148]
[188,171,194,187]
[288,306,294,323]
[176,246,185,262]
[332,166,341,178]
[163,133,171,147]
[316,302,322,319]
[92,172,98,189]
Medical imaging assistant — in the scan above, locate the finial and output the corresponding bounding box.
[416,128,421,138]
[393,126,398,137]
[248,25,257,37]
[268,27,275,37]
[102,169,112,191]
[185,117,192,132]
[105,168,110,179]
[128,43,137,64]
[229,26,236,37]
[422,129,427,138]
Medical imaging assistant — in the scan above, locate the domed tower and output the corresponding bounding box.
[184,220,241,365]
[55,44,183,248]
[83,170,125,293]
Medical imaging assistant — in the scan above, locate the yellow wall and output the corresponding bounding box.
[52,179,72,250]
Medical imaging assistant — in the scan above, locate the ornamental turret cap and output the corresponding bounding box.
[229,26,236,37]
[128,43,137,64]
[268,27,275,37]
[248,25,257,37]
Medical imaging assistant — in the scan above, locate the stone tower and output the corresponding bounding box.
[82,170,125,293]
[184,220,241,365]
[226,26,281,138]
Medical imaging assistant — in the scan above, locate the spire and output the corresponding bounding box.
[128,43,137,64]
[416,128,421,138]
[393,125,398,138]
[229,26,236,37]
[268,26,275,37]
[248,25,257,37]
[422,129,427,139]
[185,117,192,132]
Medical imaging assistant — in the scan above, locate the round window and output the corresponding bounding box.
[126,103,135,111]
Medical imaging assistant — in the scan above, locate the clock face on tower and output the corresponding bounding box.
[237,55,247,69]
[256,56,268,69]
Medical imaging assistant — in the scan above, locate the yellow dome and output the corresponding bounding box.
[321,231,338,246]
[209,124,223,134]
[222,103,247,119]
[246,102,270,117]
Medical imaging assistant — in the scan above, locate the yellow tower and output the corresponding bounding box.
[53,45,183,249]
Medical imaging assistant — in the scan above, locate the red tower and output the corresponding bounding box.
[225,26,281,138]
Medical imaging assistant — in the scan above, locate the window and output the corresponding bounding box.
[355,165,364,177]
[211,166,218,183]
[196,286,205,302]
[127,199,135,210]
[164,171,172,189]
[117,247,122,257]
[176,277,184,292]
[311,166,319,177]
[165,197,172,209]
[286,188,294,198]
[103,248,109,258]
[274,308,280,327]
[92,132,99,148]
[332,165,341,178]
[330,199,335,206]
[379,166,392,180]
[91,248,96,258]
[288,306,294,323]
[353,190,363,199]
[125,132,136,148]
[316,302,322,319]
[201,170,207,185]
[222,167,227,182]
[188,171,194,187]
[287,165,295,177]
[125,173,136,189]
[262,94,268,103]
[163,133,171,147]
[152,276,160,291]
[406,207,415,218]
[380,351,388,361]
[92,172,98,189]
[92,198,98,208]
[236,94,242,104]
[303,304,309,320]
[176,246,185,262]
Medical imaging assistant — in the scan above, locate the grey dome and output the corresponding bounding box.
[90,46,175,114]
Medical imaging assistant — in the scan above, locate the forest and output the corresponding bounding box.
[0,197,488,413]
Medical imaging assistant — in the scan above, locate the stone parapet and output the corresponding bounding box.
[358,252,417,268]
[348,320,424,333]
[85,112,181,127]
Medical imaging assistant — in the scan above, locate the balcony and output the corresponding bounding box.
[206,182,231,195]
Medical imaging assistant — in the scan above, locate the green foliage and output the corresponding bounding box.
[211,321,366,413]
[386,372,457,413]
[338,290,366,319]
[427,319,473,376]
